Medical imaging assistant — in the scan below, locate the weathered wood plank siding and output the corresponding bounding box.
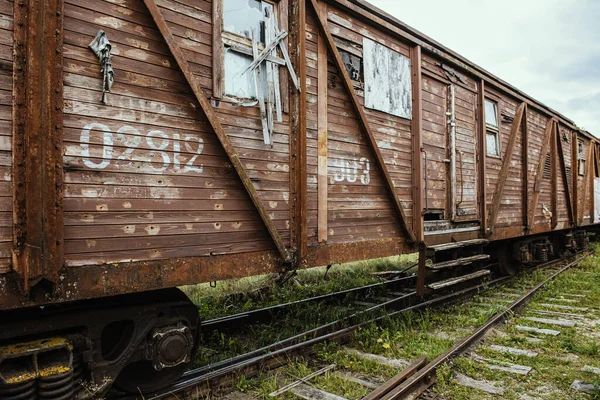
[305,4,412,246]
[0,0,12,273]
[62,0,283,266]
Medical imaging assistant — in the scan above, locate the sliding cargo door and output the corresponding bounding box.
[422,76,448,221]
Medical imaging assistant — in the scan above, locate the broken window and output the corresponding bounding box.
[216,0,299,145]
[340,50,363,83]
[363,38,412,119]
[224,49,264,99]
[223,0,268,41]
[333,37,363,87]
[222,0,276,101]
[485,99,500,157]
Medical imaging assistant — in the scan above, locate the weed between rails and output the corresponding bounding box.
[186,247,600,400]
[435,245,600,400]
[182,254,418,368]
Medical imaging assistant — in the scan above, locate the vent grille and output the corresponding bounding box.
[543,153,551,179]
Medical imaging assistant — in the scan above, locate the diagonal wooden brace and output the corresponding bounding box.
[528,118,555,228]
[487,102,525,235]
[143,0,290,262]
[555,122,574,224]
[308,0,415,243]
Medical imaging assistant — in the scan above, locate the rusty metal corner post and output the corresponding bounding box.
[410,45,424,243]
[477,79,487,233]
[289,0,307,267]
[308,0,415,243]
[522,104,529,233]
[142,0,291,263]
[12,0,65,294]
[551,121,558,228]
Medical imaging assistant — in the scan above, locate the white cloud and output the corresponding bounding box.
[366,0,600,135]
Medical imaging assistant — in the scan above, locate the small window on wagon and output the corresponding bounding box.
[221,0,278,100]
[578,139,586,176]
[485,99,500,157]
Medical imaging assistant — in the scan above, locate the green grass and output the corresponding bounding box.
[181,253,418,321]
[203,246,600,400]
[187,254,418,368]
[435,244,600,400]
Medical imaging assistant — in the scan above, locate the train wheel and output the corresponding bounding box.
[114,360,189,393]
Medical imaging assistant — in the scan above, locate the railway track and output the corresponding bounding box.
[201,274,417,334]
[111,251,594,400]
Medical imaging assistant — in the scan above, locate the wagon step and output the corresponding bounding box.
[427,239,489,253]
[426,269,491,291]
[427,254,490,271]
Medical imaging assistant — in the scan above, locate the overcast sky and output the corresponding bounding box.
[367,0,600,136]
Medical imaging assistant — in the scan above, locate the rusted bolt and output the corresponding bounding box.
[56,48,60,54]
[18,1,24,7]
[56,240,61,245]
[17,141,22,146]
[56,11,61,16]
[17,41,23,46]
[18,21,23,27]
[55,106,60,110]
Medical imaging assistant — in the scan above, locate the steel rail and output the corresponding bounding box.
[201,274,416,332]
[384,252,589,399]
[122,254,583,400]
[137,275,512,400]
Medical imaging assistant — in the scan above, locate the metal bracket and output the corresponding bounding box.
[89,30,115,104]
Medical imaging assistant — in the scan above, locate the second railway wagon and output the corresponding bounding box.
[0,0,598,397]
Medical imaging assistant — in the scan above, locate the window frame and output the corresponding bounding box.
[212,0,289,110]
[577,139,586,176]
[484,98,501,158]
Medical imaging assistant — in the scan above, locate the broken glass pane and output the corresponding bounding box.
[224,0,265,41]
[340,50,363,82]
[224,49,257,98]
[224,48,268,100]
[485,100,498,127]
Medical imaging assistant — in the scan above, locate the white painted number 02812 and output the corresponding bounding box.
[80,123,204,173]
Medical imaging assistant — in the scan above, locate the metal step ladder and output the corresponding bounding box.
[417,239,490,296]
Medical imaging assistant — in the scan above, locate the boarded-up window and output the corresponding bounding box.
[485,99,500,157]
[224,49,267,99]
[363,38,412,119]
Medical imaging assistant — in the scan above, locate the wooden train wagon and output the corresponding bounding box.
[0,0,598,396]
